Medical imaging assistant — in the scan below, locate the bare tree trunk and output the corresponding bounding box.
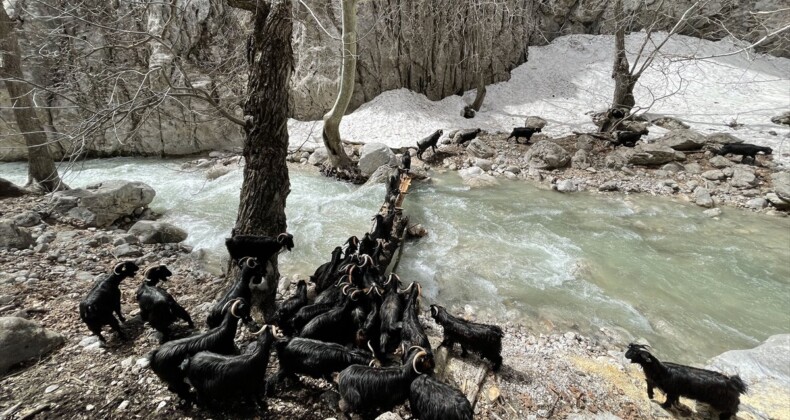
[321,0,357,170]
[471,75,486,111]
[0,5,67,193]
[227,0,293,319]
[611,23,637,112]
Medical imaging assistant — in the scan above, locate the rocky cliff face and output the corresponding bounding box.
[1,0,786,161]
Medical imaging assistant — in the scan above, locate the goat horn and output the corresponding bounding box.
[416,282,422,297]
[221,300,233,314]
[367,340,375,354]
[399,282,414,293]
[230,299,242,318]
[412,350,428,375]
[407,345,425,355]
[341,284,351,295]
[143,265,155,278]
[113,263,124,275]
[350,290,362,301]
[277,233,288,242]
[272,326,284,338]
[369,359,380,367]
[251,324,269,335]
[246,257,257,268]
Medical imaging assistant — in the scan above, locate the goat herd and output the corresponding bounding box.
[77,191,748,419]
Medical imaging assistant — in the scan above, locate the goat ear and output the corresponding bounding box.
[641,353,652,363]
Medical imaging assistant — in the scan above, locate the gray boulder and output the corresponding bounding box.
[621,144,677,166]
[128,221,188,244]
[656,129,707,151]
[307,148,328,166]
[599,181,619,191]
[707,132,744,145]
[10,211,41,228]
[708,155,733,168]
[555,179,579,193]
[684,162,703,174]
[770,111,790,126]
[466,139,495,159]
[605,152,625,170]
[766,193,790,210]
[730,168,758,189]
[458,167,498,188]
[571,149,591,169]
[473,158,493,172]
[113,244,143,258]
[364,165,398,186]
[746,198,767,209]
[772,172,790,201]
[358,143,397,176]
[52,181,156,228]
[661,162,684,173]
[693,187,714,208]
[702,169,726,181]
[0,317,65,373]
[525,116,548,129]
[0,221,34,249]
[525,140,570,169]
[651,116,689,130]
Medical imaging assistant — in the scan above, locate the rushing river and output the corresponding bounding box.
[2,158,789,364]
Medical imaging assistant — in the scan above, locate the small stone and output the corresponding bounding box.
[703,208,722,217]
[117,400,130,411]
[702,169,726,181]
[746,198,767,209]
[599,181,619,192]
[488,386,501,402]
[136,357,150,368]
[45,384,59,393]
[86,404,95,411]
[694,187,714,208]
[155,401,166,412]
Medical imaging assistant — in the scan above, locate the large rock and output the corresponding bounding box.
[708,155,733,168]
[0,317,65,373]
[51,181,156,227]
[730,167,758,188]
[707,335,790,420]
[693,187,714,208]
[656,129,707,151]
[525,116,548,129]
[772,172,790,201]
[651,116,689,130]
[358,143,397,176]
[621,144,678,166]
[0,221,34,249]
[458,167,498,188]
[525,140,570,169]
[466,139,495,159]
[128,221,188,244]
[770,111,790,126]
[307,148,328,166]
[707,132,745,145]
[571,149,591,169]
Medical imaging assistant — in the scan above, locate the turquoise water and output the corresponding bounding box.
[3,158,789,363]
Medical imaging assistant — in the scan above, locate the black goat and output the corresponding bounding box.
[337,347,434,414]
[299,293,357,344]
[205,257,263,328]
[401,153,411,173]
[386,172,402,205]
[150,299,253,401]
[269,337,378,393]
[183,324,278,408]
[357,287,383,352]
[136,265,194,343]
[358,234,378,259]
[371,213,394,242]
[224,232,294,262]
[716,143,772,164]
[416,129,443,160]
[312,246,343,293]
[79,261,139,342]
[454,128,481,144]
[506,127,541,144]
[409,374,473,420]
[270,279,308,336]
[398,282,431,360]
[625,344,747,420]
[612,130,646,147]
[379,274,404,355]
[291,301,335,333]
[430,304,503,371]
[343,236,359,258]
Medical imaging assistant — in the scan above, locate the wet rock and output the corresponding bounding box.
[52,181,156,228]
[702,169,726,181]
[365,165,398,186]
[128,221,188,244]
[206,165,234,180]
[359,143,397,176]
[709,155,733,168]
[706,132,745,145]
[0,221,34,250]
[0,317,65,373]
[651,116,689,130]
[458,167,498,188]
[555,179,579,193]
[467,139,495,159]
[693,187,714,208]
[746,198,767,209]
[599,181,619,191]
[703,208,722,217]
[525,140,570,169]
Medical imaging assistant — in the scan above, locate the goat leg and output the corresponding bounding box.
[115,303,126,323]
[646,381,654,399]
[172,304,194,328]
[661,394,678,409]
[108,316,126,340]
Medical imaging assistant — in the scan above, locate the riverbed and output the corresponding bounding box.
[3,158,788,364]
